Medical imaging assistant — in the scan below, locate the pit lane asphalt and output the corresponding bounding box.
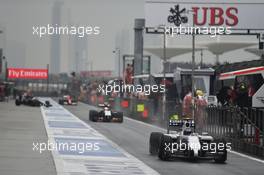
[66,102,264,175]
[0,100,56,175]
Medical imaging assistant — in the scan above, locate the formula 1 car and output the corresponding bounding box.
[149,117,227,163]
[58,95,78,105]
[15,95,51,107]
[89,103,123,123]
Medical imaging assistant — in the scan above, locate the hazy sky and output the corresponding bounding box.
[0,0,263,74]
[0,0,144,73]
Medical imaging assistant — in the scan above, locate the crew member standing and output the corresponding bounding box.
[182,89,192,119]
[195,90,207,132]
[124,64,133,85]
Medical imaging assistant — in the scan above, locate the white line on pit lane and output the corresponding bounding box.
[124,116,264,164]
[41,99,160,175]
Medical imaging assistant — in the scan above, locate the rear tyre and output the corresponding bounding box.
[214,138,227,163]
[15,99,21,106]
[32,99,41,107]
[58,99,63,105]
[149,132,163,155]
[214,150,227,163]
[116,112,123,123]
[158,134,172,161]
[89,110,98,122]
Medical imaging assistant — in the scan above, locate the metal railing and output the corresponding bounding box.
[206,106,264,159]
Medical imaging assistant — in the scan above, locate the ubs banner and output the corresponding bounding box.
[7,68,48,79]
[145,1,264,29]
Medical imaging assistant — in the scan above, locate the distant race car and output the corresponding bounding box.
[89,103,123,123]
[149,117,227,163]
[15,95,51,107]
[58,95,78,105]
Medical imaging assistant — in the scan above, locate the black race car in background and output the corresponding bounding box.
[58,95,78,105]
[89,103,123,123]
[15,94,51,107]
[149,118,228,163]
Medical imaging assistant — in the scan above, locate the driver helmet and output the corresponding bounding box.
[104,102,110,107]
[196,89,204,97]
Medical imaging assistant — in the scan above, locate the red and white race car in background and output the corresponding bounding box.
[58,95,78,105]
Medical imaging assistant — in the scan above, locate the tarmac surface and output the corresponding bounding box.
[66,102,264,175]
[0,100,56,175]
[39,98,159,175]
[1,99,264,175]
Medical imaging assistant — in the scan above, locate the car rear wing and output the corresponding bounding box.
[168,116,195,131]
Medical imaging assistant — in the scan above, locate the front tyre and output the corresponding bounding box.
[158,134,172,161]
[187,150,196,161]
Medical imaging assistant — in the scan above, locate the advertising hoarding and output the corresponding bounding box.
[145,1,264,29]
[7,68,48,79]
[80,71,112,77]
